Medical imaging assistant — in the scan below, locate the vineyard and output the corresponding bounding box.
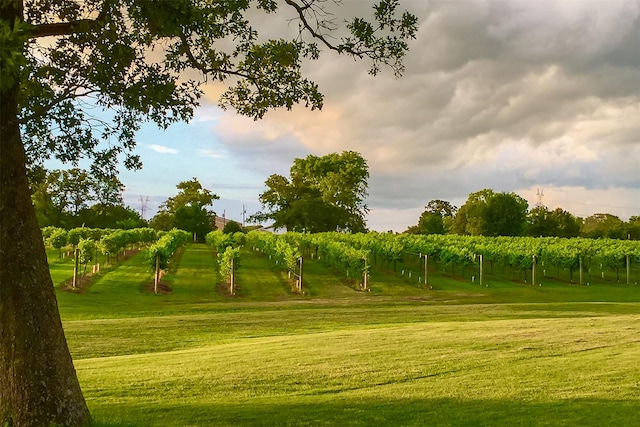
[42,228,640,426]
[45,227,640,302]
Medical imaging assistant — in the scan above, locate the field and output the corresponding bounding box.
[52,243,640,426]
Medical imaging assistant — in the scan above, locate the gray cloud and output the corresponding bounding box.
[194,0,640,228]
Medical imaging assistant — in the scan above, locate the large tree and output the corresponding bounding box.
[581,213,625,239]
[626,216,640,240]
[526,206,581,238]
[0,1,417,425]
[151,178,218,241]
[256,151,370,233]
[451,189,528,236]
[408,199,457,235]
[450,189,495,235]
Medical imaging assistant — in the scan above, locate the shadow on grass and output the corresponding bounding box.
[90,397,640,426]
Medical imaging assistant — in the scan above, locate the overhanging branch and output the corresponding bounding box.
[27,0,111,39]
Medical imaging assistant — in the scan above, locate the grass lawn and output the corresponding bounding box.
[53,243,640,426]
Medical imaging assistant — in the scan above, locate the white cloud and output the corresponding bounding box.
[148,144,178,155]
[197,149,227,159]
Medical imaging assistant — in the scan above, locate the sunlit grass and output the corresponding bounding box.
[50,243,640,426]
[75,312,640,426]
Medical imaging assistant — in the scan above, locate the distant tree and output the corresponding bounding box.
[223,220,243,234]
[255,151,369,233]
[77,204,146,229]
[30,168,129,227]
[451,189,495,235]
[549,208,581,238]
[581,213,625,239]
[149,211,175,232]
[626,216,640,240]
[526,206,556,237]
[452,189,528,236]
[411,199,457,234]
[483,192,529,236]
[152,178,218,241]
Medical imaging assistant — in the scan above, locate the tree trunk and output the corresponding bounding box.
[0,22,92,425]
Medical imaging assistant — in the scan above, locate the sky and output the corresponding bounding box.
[116,0,640,231]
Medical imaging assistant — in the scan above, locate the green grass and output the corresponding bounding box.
[50,243,640,426]
[46,248,75,287]
[74,311,640,426]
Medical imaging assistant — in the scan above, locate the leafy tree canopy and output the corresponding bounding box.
[451,189,528,236]
[526,206,581,238]
[255,151,369,233]
[581,213,624,239]
[408,199,457,235]
[4,0,418,179]
[223,220,243,234]
[152,178,218,241]
[30,167,136,228]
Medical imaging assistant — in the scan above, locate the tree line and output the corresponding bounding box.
[31,168,145,229]
[406,189,640,240]
[34,164,639,243]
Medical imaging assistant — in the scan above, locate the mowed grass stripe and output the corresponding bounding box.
[78,314,640,426]
[64,302,640,360]
[168,243,219,300]
[233,248,292,300]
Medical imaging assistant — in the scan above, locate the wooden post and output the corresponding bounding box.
[154,255,159,294]
[579,256,583,285]
[424,254,428,288]
[298,257,303,293]
[532,255,536,285]
[362,257,368,291]
[72,247,79,289]
[230,257,235,295]
[479,254,483,287]
[627,255,630,285]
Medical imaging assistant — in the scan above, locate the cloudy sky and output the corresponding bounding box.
[119,0,640,231]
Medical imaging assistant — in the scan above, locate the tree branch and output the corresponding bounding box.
[178,32,256,83]
[284,0,341,53]
[19,88,100,124]
[27,0,111,39]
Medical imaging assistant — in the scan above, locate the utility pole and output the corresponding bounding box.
[242,204,247,228]
[535,188,545,208]
[139,195,150,220]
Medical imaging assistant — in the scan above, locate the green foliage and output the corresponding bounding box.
[14,0,416,177]
[256,151,369,233]
[246,231,302,274]
[217,246,240,284]
[0,17,28,91]
[483,192,529,236]
[147,229,191,271]
[77,238,97,266]
[66,227,88,247]
[581,213,625,239]
[29,168,136,228]
[47,228,68,257]
[526,206,581,238]
[206,230,235,253]
[153,178,218,241]
[413,200,458,235]
[222,220,243,234]
[452,189,528,236]
[97,227,158,261]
